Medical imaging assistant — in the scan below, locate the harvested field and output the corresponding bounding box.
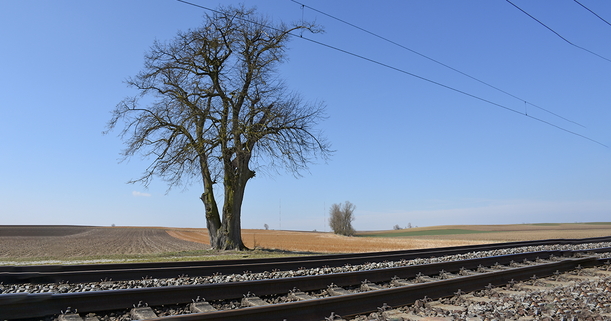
[2,223,610,264]
[168,223,611,253]
[167,229,490,253]
[0,226,206,260]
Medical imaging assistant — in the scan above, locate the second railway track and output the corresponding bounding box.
[2,237,611,320]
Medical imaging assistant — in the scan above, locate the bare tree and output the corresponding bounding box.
[329,201,356,236]
[105,5,330,250]
[264,223,269,230]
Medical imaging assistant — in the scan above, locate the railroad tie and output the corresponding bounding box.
[390,278,413,287]
[460,294,495,304]
[538,279,575,288]
[382,310,438,321]
[561,273,595,281]
[326,286,351,296]
[360,282,383,291]
[496,289,526,297]
[288,291,314,301]
[130,307,158,320]
[241,296,269,307]
[190,301,217,313]
[58,314,83,321]
[428,301,466,314]
[519,284,554,291]
[589,268,611,277]
[419,275,438,282]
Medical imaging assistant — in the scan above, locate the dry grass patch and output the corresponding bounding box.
[167,228,490,253]
[168,223,611,253]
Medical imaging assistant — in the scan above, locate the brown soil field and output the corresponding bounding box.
[167,229,489,253]
[0,225,92,237]
[168,223,611,253]
[0,226,206,259]
[1,223,609,263]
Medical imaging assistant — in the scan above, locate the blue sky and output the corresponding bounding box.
[1,1,609,231]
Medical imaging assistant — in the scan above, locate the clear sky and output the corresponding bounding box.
[1,1,609,231]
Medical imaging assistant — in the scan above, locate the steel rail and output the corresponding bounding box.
[2,248,609,320]
[156,257,606,321]
[2,236,611,284]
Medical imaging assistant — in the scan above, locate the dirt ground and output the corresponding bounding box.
[0,226,206,259]
[168,229,487,253]
[1,223,610,261]
[167,228,489,253]
[168,223,611,253]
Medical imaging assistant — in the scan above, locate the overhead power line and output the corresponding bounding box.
[290,0,584,128]
[296,34,607,148]
[175,0,608,148]
[574,0,611,27]
[506,0,611,64]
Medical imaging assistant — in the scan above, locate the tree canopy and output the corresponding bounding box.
[105,5,331,250]
[329,201,356,236]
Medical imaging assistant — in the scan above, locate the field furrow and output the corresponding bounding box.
[0,227,206,259]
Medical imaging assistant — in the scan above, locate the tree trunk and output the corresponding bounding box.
[201,190,223,249]
[211,155,255,251]
[201,192,221,249]
[198,158,252,250]
[200,162,223,249]
[217,179,248,250]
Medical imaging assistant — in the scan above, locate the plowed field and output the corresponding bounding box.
[0,226,206,259]
[2,223,609,263]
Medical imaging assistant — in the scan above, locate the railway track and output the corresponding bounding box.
[2,237,611,320]
[3,236,611,285]
[346,258,611,321]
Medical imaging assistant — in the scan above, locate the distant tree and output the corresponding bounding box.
[329,201,356,236]
[264,223,269,230]
[393,224,402,230]
[407,222,413,229]
[105,5,330,250]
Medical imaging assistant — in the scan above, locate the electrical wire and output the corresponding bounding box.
[176,0,608,148]
[290,0,585,128]
[574,0,611,27]
[298,35,607,148]
[506,0,611,64]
